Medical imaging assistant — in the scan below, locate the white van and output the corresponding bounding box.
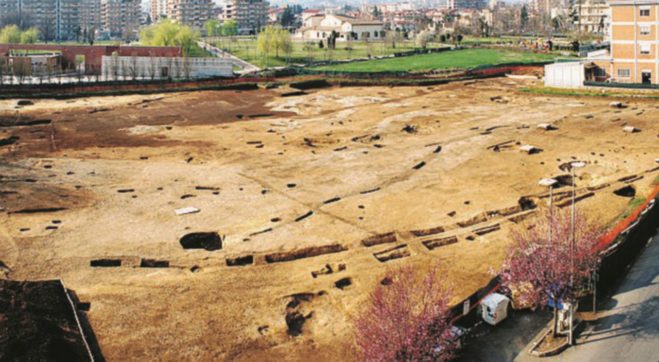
[480,293,511,326]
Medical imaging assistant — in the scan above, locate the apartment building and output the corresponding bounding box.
[0,0,81,41]
[166,0,214,29]
[150,0,168,22]
[81,0,102,32]
[224,0,269,35]
[595,0,659,84]
[448,0,488,10]
[574,0,610,36]
[100,0,141,39]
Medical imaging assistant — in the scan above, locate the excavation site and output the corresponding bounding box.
[1,78,657,360]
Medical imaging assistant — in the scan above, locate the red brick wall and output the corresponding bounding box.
[0,44,182,75]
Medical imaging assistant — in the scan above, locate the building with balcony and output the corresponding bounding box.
[100,0,141,40]
[593,0,658,84]
[166,0,214,29]
[223,0,269,35]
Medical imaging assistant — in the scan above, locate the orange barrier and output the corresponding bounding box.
[453,183,659,326]
[595,185,659,252]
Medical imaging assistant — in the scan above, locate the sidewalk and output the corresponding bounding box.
[516,230,659,362]
[458,229,659,362]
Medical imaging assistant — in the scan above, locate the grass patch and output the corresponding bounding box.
[211,37,433,68]
[311,48,556,73]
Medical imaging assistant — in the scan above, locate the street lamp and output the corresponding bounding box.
[568,161,585,345]
[539,177,558,242]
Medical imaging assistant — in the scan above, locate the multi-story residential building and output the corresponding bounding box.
[100,0,141,39]
[166,0,214,29]
[593,0,658,84]
[448,0,488,10]
[81,0,102,32]
[0,0,80,41]
[224,0,269,34]
[574,0,610,36]
[150,0,168,22]
[0,0,21,22]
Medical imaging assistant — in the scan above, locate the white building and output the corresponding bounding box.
[101,55,232,79]
[297,14,385,42]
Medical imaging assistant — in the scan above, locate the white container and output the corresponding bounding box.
[480,293,511,326]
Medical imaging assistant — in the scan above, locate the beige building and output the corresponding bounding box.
[100,0,141,40]
[593,0,659,84]
[166,0,214,29]
[575,0,610,36]
[224,0,269,35]
[150,0,168,22]
[297,14,385,41]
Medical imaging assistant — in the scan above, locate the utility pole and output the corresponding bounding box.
[577,0,582,43]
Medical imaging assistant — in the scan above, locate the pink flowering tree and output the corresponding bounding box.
[355,263,458,361]
[501,208,602,336]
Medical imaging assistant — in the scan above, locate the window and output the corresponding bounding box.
[640,44,651,55]
[640,26,650,36]
[639,7,650,16]
[617,69,630,78]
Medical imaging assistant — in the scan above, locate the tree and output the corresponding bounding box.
[416,30,433,49]
[281,6,295,28]
[302,41,315,64]
[222,20,238,36]
[372,6,380,18]
[386,30,400,50]
[204,19,221,37]
[0,25,22,44]
[501,208,602,338]
[257,26,292,64]
[40,17,55,43]
[140,20,200,56]
[520,5,529,32]
[20,27,39,44]
[355,263,457,361]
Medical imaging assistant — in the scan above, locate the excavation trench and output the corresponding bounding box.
[265,244,347,263]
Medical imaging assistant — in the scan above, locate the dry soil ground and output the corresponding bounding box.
[0,78,657,361]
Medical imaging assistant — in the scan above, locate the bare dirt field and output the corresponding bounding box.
[1,78,657,361]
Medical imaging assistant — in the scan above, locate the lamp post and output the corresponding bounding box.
[539,177,558,242]
[568,161,585,345]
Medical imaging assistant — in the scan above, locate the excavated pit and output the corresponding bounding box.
[411,225,445,237]
[90,259,121,267]
[613,185,636,197]
[423,236,459,250]
[140,259,169,268]
[265,244,347,263]
[334,277,352,290]
[179,232,222,251]
[373,244,410,262]
[226,255,254,267]
[361,232,397,247]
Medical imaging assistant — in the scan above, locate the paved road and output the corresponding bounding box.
[459,229,659,362]
[458,310,551,362]
[524,230,659,362]
[197,41,260,74]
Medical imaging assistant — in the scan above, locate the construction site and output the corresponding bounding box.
[1,77,657,360]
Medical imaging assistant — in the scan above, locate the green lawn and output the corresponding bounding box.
[311,48,557,73]
[211,37,439,68]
